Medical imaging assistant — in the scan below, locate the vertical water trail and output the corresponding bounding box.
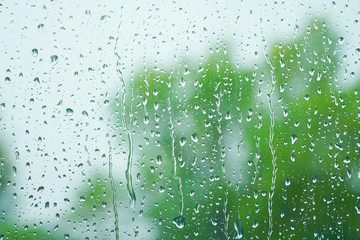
[223,188,230,239]
[264,45,277,240]
[108,140,119,240]
[113,5,136,208]
[168,98,184,217]
[215,91,228,238]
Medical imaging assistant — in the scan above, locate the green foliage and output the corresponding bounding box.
[118,18,360,239]
[0,148,10,192]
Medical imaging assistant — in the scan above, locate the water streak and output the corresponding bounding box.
[108,141,119,240]
[264,45,278,240]
[114,5,136,209]
[168,98,184,216]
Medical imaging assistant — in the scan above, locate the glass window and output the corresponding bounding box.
[1,1,360,239]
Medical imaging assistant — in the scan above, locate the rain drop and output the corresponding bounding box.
[173,216,186,229]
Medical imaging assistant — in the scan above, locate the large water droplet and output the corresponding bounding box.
[66,108,74,116]
[173,216,186,229]
[191,133,198,143]
[234,214,244,239]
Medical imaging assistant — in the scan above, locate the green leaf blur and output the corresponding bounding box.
[117,18,360,239]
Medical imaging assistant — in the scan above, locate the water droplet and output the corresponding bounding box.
[280,210,285,218]
[252,219,259,228]
[211,218,218,226]
[173,216,186,229]
[4,77,11,83]
[225,111,232,120]
[343,156,350,164]
[279,59,285,68]
[156,155,162,164]
[234,214,244,239]
[144,115,149,124]
[356,204,360,214]
[12,166,16,176]
[338,37,345,44]
[100,15,110,21]
[37,186,44,192]
[50,55,59,65]
[180,137,187,146]
[37,23,44,31]
[356,48,360,55]
[285,178,291,186]
[291,134,297,144]
[66,108,73,116]
[34,77,40,84]
[82,110,88,117]
[32,49,38,57]
[312,175,318,183]
[191,133,198,143]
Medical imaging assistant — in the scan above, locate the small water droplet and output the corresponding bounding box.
[338,37,345,44]
[312,175,318,183]
[356,48,360,55]
[82,110,88,117]
[291,134,297,144]
[280,210,285,218]
[37,23,44,31]
[144,115,149,124]
[156,155,162,164]
[32,49,38,57]
[211,218,218,226]
[4,77,11,83]
[180,137,187,146]
[285,178,291,186]
[34,77,40,84]
[50,55,59,65]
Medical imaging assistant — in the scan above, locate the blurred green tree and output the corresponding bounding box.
[116,18,360,239]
